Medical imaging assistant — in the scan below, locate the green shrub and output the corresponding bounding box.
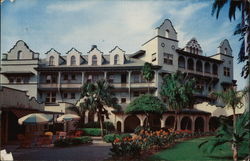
[54,136,92,147]
[103,133,132,143]
[84,121,115,131]
[134,126,150,135]
[110,140,142,157]
[79,128,107,136]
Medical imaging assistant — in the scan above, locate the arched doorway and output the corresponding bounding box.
[181,116,192,130]
[143,114,161,130]
[195,117,204,132]
[116,121,121,133]
[165,116,175,129]
[209,117,220,131]
[124,115,140,133]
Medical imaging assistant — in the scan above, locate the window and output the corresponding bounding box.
[16,77,22,83]
[152,53,156,62]
[205,62,211,73]
[9,77,14,83]
[71,56,76,65]
[187,58,194,70]
[114,54,119,65]
[224,48,227,55]
[133,74,140,83]
[163,53,173,65]
[46,92,56,103]
[165,29,169,38]
[63,93,68,99]
[121,98,126,103]
[224,67,230,77]
[108,75,114,83]
[212,64,218,75]
[87,75,92,82]
[92,55,97,65]
[64,74,68,80]
[178,56,185,68]
[71,93,75,99]
[196,60,203,72]
[71,74,76,80]
[49,56,55,66]
[133,91,139,97]
[17,51,22,59]
[46,75,57,83]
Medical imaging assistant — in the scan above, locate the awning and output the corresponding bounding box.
[1,71,34,76]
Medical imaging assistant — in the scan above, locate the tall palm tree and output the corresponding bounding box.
[142,62,154,94]
[160,72,196,130]
[212,0,249,78]
[80,80,119,137]
[199,111,250,161]
[211,87,248,161]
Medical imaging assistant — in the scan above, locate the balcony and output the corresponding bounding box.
[178,68,218,78]
[39,83,58,89]
[112,83,128,88]
[130,82,155,88]
[60,83,82,89]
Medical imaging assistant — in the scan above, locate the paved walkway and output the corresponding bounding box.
[9,141,112,161]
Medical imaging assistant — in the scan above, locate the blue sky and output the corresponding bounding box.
[1,0,247,90]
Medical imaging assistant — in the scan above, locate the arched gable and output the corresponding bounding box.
[184,38,203,55]
[156,19,177,40]
[217,39,232,56]
[5,40,39,60]
[45,48,64,66]
[66,48,82,66]
[109,46,125,65]
[87,45,103,65]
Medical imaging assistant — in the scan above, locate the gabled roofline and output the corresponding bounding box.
[66,47,82,55]
[87,45,103,54]
[155,19,177,34]
[109,46,125,53]
[218,39,232,51]
[44,48,61,55]
[7,40,40,56]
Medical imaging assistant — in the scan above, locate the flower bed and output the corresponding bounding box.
[109,128,214,159]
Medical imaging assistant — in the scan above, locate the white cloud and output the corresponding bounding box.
[46,1,97,12]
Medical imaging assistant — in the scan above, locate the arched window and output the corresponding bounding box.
[17,51,22,59]
[114,54,119,65]
[196,60,202,72]
[49,56,55,66]
[205,62,211,73]
[71,56,76,65]
[224,48,227,54]
[212,64,218,75]
[92,55,97,65]
[187,58,194,70]
[178,56,185,68]
[165,29,169,38]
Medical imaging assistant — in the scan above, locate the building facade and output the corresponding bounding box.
[1,19,236,133]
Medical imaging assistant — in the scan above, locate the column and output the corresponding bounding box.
[191,116,195,133]
[58,72,61,88]
[104,71,107,80]
[82,72,85,85]
[204,116,209,132]
[121,121,124,133]
[84,111,89,124]
[160,119,165,128]
[177,116,181,131]
[128,71,131,102]
[155,70,159,96]
[94,113,98,122]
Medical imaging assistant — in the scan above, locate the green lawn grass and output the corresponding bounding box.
[147,137,249,161]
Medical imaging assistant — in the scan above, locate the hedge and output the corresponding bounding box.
[84,121,115,131]
[78,128,107,136]
[54,136,92,147]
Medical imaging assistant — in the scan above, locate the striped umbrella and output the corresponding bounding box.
[56,114,80,122]
[18,113,53,125]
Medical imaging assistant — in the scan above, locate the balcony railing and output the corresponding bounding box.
[61,83,82,88]
[39,83,58,88]
[178,68,218,78]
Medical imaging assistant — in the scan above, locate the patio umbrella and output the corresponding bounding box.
[18,113,53,125]
[57,114,80,132]
[56,114,80,122]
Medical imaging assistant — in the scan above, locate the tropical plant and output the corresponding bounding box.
[125,94,165,127]
[79,80,120,137]
[67,102,88,128]
[142,62,155,93]
[210,87,248,161]
[199,112,250,161]
[212,0,250,78]
[160,72,196,130]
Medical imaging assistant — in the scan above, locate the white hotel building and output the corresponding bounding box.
[1,19,238,133]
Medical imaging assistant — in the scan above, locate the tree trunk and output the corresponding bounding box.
[232,107,238,161]
[98,109,104,137]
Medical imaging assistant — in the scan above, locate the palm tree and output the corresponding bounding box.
[199,111,250,161]
[80,80,119,137]
[160,72,196,130]
[211,87,248,161]
[142,62,154,94]
[212,0,249,78]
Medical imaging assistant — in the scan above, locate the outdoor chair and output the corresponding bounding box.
[17,134,32,148]
[0,150,13,161]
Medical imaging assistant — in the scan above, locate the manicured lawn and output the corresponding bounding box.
[147,137,249,161]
